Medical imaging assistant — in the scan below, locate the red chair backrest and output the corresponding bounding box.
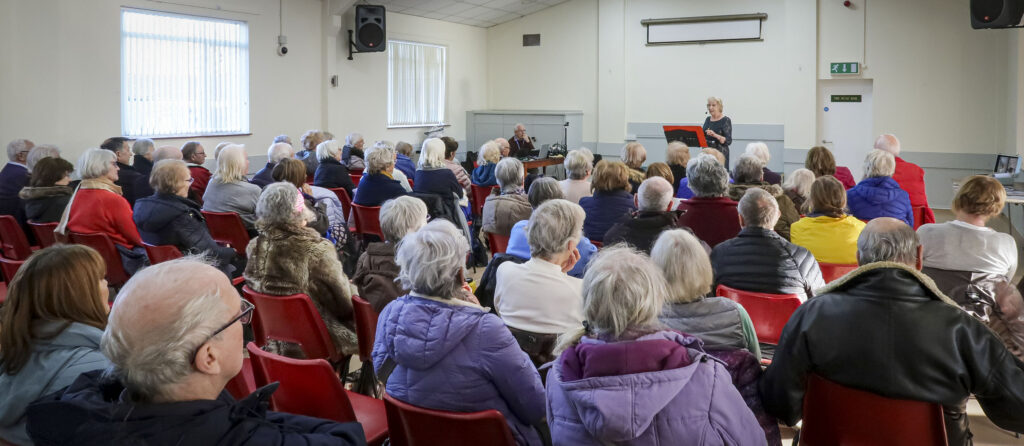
[201,211,250,257]
[328,187,353,218]
[241,285,341,362]
[486,232,510,255]
[351,204,384,239]
[819,262,858,283]
[470,185,498,217]
[0,257,24,284]
[27,221,58,248]
[352,295,378,362]
[225,356,257,400]
[0,215,33,260]
[142,242,183,264]
[912,206,928,230]
[716,284,801,345]
[407,178,414,189]
[246,342,358,422]
[383,393,516,446]
[350,173,362,187]
[801,374,947,446]
[590,240,603,249]
[68,232,131,287]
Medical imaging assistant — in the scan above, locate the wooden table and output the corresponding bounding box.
[522,156,564,178]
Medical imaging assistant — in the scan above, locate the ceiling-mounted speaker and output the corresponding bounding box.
[354,5,386,51]
[970,0,1024,28]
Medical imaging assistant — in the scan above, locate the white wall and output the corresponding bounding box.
[0,0,325,167]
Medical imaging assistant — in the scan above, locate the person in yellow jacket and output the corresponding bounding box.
[791,175,866,264]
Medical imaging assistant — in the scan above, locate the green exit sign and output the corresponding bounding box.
[830,62,859,74]
[831,95,862,103]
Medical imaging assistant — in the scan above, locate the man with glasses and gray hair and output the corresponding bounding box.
[762,217,1024,445]
[1,138,35,226]
[24,258,368,445]
[711,187,823,301]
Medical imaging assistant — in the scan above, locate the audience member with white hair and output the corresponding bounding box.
[134,160,241,277]
[493,137,511,158]
[0,245,111,446]
[296,129,326,176]
[374,219,545,446]
[875,133,935,225]
[19,157,75,223]
[558,149,594,203]
[312,139,356,198]
[711,188,824,301]
[482,157,531,236]
[579,160,636,242]
[413,138,464,201]
[781,168,815,213]
[342,132,366,170]
[677,154,741,248]
[202,145,262,235]
[762,217,1024,445]
[494,199,586,366]
[665,141,690,192]
[353,142,407,206]
[1,138,34,225]
[133,145,184,200]
[372,140,412,192]
[101,137,142,207]
[212,142,233,161]
[676,147,731,199]
[180,141,210,200]
[653,229,782,444]
[26,143,61,173]
[245,183,357,358]
[506,177,598,279]
[546,246,764,445]
[251,141,294,188]
[352,196,428,312]
[727,154,800,240]
[846,149,914,226]
[129,139,154,176]
[603,177,688,253]
[472,140,501,186]
[59,148,148,274]
[394,141,416,178]
[745,142,781,185]
[25,257,367,444]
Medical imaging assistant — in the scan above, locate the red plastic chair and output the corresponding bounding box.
[27,221,59,248]
[352,295,380,396]
[225,356,257,400]
[716,284,801,345]
[407,178,414,189]
[0,215,36,260]
[351,204,384,240]
[470,184,498,217]
[591,240,603,249]
[912,206,928,230]
[350,173,363,187]
[201,211,250,257]
[68,232,132,287]
[142,242,183,264]
[247,343,388,446]
[0,258,24,304]
[328,187,353,219]
[384,393,516,446]
[800,373,947,446]
[241,286,348,372]
[819,262,858,283]
[485,232,510,256]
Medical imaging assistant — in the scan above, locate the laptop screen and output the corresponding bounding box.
[995,154,1020,176]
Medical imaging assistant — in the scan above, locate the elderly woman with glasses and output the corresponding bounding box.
[374,219,545,446]
[352,196,429,312]
[482,157,532,237]
[545,246,764,445]
[202,145,262,236]
[353,143,407,207]
[244,183,357,358]
[134,160,242,277]
[60,148,148,274]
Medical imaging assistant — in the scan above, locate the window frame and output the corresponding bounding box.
[386,39,449,129]
[120,7,252,139]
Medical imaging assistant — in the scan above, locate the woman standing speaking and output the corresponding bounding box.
[703,96,732,168]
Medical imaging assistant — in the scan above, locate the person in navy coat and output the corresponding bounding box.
[353,144,407,207]
[0,139,34,228]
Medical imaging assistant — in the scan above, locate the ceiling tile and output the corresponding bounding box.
[434,2,475,15]
[474,8,506,21]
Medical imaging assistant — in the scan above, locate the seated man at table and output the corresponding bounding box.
[507,124,535,159]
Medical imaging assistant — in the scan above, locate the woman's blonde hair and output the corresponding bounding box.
[707,96,724,112]
[590,160,631,193]
[953,175,1006,217]
[651,229,713,302]
[620,142,647,169]
[0,245,108,374]
[300,130,325,152]
[213,145,248,183]
[701,148,726,166]
[666,141,690,166]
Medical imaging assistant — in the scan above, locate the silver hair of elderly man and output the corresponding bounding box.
[637,177,673,211]
[738,187,780,229]
[857,217,920,266]
[733,154,765,184]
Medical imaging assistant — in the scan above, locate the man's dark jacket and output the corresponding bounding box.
[313,158,355,198]
[711,227,824,300]
[251,162,276,188]
[760,262,1024,445]
[133,193,237,274]
[602,210,683,254]
[115,162,142,207]
[26,370,367,446]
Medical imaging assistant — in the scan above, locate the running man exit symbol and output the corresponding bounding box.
[830,62,859,74]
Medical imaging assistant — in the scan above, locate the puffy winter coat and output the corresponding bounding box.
[313,158,355,199]
[471,164,497,186]
[893,156,935,225]
[579,190,636,242]
[25,371,367,446]
[546,330,765,445]
[373,294,546,445]
[846,176,914,226]
[19,185,72,223]
[726,183,800,240]
[711,227,825,300]
[790,214,866,264]
[134,193,237,274]
[351,242,405,313]
[352,173,406,207]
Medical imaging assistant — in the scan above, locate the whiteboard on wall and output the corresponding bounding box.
[643,14,767,45]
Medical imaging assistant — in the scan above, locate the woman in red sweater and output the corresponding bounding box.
[58,148,147,274]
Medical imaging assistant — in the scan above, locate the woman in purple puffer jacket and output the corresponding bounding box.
[546,246,765,445]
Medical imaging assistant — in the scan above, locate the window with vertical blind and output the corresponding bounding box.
[121,8,250,137]
[387,40,447,128]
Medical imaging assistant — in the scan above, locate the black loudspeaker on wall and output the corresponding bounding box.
[970,0,1024,28]
[354,5,386,52]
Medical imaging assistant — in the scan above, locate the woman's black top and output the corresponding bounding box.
[702,115,733,164]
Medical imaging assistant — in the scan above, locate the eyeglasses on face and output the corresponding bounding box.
[191,298,254,366]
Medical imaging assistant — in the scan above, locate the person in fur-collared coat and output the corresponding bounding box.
[244,183,357,358]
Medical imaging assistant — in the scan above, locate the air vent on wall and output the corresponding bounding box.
[523,34,540,46]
